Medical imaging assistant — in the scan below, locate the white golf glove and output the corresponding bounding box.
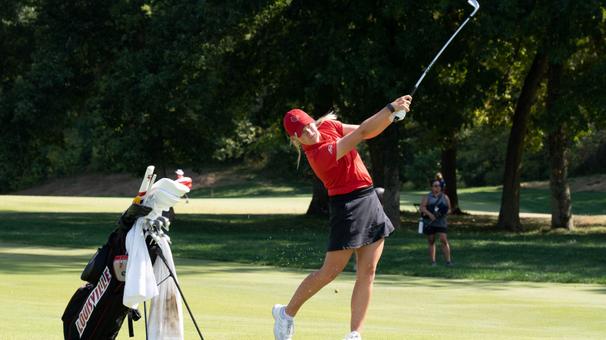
[391,110,407,122]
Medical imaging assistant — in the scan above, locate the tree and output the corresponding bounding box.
[0,0,96,190]
[497,50,548,231]
[398,1,501,215]
[218,0,425,227]
[306,175,329,216]
[540,1,606,229]
[221,0,506,226]
[494,1,556,231]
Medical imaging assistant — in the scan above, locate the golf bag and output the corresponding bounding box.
[62,204,152,340]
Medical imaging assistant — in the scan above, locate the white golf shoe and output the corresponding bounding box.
[343,331,362,340]
[272,304,294,340]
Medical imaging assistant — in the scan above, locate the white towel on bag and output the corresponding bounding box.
[123,217,159,308]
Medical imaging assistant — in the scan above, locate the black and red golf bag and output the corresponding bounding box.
[62,204,153,340]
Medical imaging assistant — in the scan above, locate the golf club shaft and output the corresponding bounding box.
[144,301,149,340]
[392,5,478,122]
[394,8,478,122]
[411,14,474,96]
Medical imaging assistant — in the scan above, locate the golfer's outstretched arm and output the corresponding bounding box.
[336,95,411,160]
[342,124,382,140]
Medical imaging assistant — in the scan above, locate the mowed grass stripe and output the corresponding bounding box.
[4,186,606,216]
[0,195,311,214]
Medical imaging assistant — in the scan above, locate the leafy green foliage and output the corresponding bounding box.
[0,0,604,194]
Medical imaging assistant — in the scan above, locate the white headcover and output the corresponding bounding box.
[143,178,190,214]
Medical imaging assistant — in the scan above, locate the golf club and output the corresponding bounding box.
[393,0,480,121]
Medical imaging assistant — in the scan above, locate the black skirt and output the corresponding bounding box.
[327,186,395,251]
[423,225,448,235]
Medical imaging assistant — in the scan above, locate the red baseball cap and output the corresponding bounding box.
[283,109,314,137]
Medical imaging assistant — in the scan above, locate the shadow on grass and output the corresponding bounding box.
[188,179,311,198]
[1,212,605,284]
[0,252,88,275]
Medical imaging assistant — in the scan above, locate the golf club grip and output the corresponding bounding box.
[392,86,416,122]
[391,84,416,123]
[138,166,155,194]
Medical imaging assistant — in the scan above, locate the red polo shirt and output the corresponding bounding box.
[303,120,373,196]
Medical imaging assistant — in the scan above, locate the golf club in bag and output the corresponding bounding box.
[61,166,204,339]
[392,0,480,122]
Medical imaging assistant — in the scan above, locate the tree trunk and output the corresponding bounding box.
[368,125,400,228]
[381,124,401,228]
[546,62,573,229]
[497,51,548,231]
[306,174,329,216]
[367,138,385,187]
[547,126,573,229]
[441,144,462,214]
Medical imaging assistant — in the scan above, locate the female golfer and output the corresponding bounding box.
[273,95,412,340]
[420,178,452,266]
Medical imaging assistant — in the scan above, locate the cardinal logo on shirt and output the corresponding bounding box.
[328,144,333,155]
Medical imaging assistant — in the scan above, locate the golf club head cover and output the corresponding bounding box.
[143,178,190,214]
[117,203,152,231]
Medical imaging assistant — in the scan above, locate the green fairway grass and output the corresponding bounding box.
[1,198,605,283]
[1,244,605,340]
[1,195,605,339]
[401,187,606,215]
[189,180,606,215]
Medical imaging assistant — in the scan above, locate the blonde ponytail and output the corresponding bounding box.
[316,110,337,126]
[290,137,303,169]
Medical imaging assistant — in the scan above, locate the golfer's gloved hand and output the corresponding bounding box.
[117,203,152,230]
[390,95,412,122]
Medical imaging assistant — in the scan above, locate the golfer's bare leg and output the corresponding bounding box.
[350,238,385,332]
[438,233,451,262]
[285,248,353,317]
